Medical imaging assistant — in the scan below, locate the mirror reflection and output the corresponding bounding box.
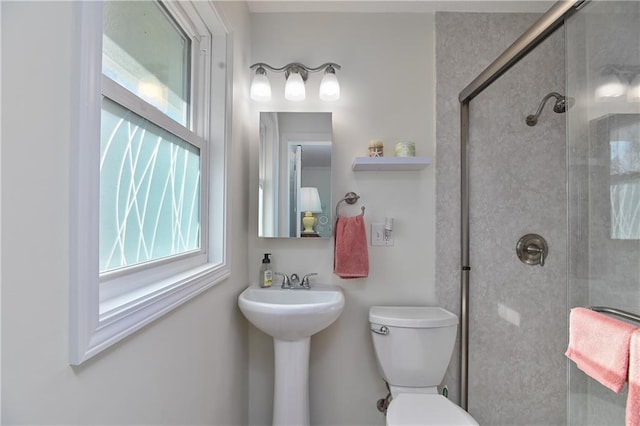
[258,112,332,238]
[602,114,640,240]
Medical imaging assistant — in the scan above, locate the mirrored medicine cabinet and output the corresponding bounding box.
[258,112,333,239]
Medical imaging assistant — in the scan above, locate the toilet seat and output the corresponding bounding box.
[386,393,478,426]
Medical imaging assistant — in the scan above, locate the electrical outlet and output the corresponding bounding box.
[371,223,394,246]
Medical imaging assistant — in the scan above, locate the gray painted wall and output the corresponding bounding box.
[436,12,567,425]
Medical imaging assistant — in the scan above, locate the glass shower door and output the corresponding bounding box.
[566,2,640,424]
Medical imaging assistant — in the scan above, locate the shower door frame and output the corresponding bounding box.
[457,0,584,410]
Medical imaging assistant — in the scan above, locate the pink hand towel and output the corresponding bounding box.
[565,307,637,392]
[627,329,640,426]
[334,214,369,279]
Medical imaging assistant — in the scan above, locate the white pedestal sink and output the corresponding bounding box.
[238,285,345,426]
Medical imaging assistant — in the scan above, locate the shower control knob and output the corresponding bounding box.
[516,234,548,267]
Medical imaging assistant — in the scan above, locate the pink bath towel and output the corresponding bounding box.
[627,329,640,426]
[565,307,637,393]
[334,214,369,279]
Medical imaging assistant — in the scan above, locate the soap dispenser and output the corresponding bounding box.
[259,253,273,288]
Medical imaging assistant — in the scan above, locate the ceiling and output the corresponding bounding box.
[246,1,555,14]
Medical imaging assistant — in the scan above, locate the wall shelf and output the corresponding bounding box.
[352,156,432,171]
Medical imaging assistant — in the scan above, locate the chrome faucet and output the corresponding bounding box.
[274,272,318,289]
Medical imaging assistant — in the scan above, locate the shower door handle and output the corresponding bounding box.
[516,234,548,267]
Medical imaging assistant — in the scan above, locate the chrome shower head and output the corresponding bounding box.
[552,95,574,113]
[526,92,573,127]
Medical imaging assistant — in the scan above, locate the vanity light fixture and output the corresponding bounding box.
[595,64,640,102]
[628,74,640,102]
[249,62,342,102]
[595,73,627,99]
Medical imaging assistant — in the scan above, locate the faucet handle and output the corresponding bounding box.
[274,272,291,288]
[301,273,318,288]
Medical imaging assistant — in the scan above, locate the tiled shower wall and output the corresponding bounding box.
[436,13,567,425]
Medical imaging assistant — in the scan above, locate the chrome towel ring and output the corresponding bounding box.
[335,192,366,218]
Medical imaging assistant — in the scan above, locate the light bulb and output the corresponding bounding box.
[628,74,640,102]
[319,69,340,101]
[595,73,627,100]
[285,71,305,101]
[250,69,271,101]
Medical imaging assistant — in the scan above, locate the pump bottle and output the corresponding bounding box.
[259,253,273,288]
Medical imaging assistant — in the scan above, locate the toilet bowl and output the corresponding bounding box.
[369,306,478,426]
[387,394,478,426]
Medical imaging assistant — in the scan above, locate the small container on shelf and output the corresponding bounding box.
[368,139,384,157]
[395,141,416,157]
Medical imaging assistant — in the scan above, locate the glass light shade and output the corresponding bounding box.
[250,73,272,101]
[319,72,340,101]
[628,74,640,102]
[300,187,322,213]
[285,72,306,101]
[595,73,628,99]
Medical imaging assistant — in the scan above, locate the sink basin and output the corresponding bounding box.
[238,285,345,341]
[238,284,345,425]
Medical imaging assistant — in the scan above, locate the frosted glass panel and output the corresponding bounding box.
[103,1,190,125]
[100,98,200,273]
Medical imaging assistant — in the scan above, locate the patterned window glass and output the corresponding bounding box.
[100,98,200,273]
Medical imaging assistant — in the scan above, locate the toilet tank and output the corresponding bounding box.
[369,306,458,388]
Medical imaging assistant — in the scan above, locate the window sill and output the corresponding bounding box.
[72,263,229,365]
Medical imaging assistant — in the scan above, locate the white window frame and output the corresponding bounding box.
[69,1,231,365]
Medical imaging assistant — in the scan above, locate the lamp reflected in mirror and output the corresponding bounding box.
[300,187,322,235]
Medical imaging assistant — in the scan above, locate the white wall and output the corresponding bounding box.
[1,2,251,424]
[247,12,436,426]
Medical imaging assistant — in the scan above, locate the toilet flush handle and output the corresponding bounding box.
[371,325,389,335]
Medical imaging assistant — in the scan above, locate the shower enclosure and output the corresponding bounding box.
[566,1,640,424]
[437,1,639,425]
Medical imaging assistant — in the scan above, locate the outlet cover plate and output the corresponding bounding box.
[371,223,393,246]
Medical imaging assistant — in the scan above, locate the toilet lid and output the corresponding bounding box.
[387,394,478,426]
[369,306,458,328]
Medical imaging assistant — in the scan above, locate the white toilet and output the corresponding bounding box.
[369,306,478,426]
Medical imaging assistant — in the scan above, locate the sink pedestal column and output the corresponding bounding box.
[272,337,311,426]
